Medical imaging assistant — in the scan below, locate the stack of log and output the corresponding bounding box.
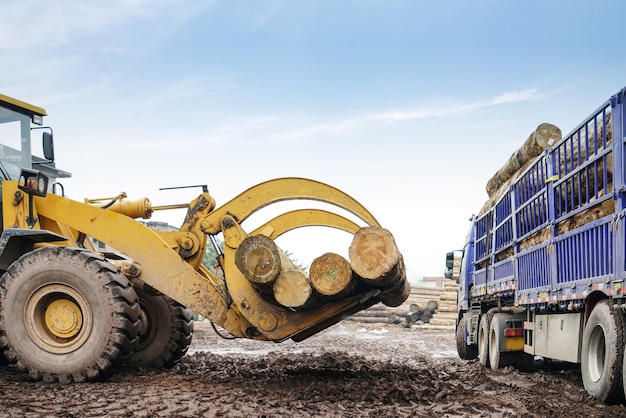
[481,114,614,241]
[346,285,445,327]
[423,278,458,330]
[234,226,410,311]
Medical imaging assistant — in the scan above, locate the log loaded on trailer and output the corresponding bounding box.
[447,85,626,404]
[0,93,409,383]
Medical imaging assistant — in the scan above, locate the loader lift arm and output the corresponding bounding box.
[6,177,385,342]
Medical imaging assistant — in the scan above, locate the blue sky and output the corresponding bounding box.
[2,0,626,281]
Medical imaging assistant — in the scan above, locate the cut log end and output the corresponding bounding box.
[235,234,282,284]
[348,227,400,280]
[309,252,354,296]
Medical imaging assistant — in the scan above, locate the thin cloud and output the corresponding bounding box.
[371,88,541,122]
[113,88,549,149]
[253,0,285,29]
[0,1,214,49]
[490,88,537,105]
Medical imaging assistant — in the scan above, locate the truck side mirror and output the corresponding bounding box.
[42,131,55,162]
[445,250,462,280]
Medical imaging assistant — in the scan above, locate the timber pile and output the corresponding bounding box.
[234,226,409,310]
[346,284,445,328]
[422,278,457,330]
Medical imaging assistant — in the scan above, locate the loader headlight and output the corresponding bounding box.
[32,114,43,126]
[18,169,48,197]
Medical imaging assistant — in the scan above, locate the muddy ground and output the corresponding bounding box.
[0,320,625,417]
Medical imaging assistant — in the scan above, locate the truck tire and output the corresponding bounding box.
[126,280,194,368]
[581,300,625,404]
[478,313,493,368]
[0,247,141,383]
[456,316,478,360]
[488,314,514,370]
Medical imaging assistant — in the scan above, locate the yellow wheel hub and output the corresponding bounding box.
[44,299,83,338]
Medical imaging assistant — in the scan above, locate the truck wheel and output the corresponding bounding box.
[478,313,493,368]
[0,247,141,383]
[581,300,625,403]
[126,280,194,368]
[456,316,478,360]
[488,314,514,370]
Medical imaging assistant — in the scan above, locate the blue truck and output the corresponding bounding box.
[448,85,626,404]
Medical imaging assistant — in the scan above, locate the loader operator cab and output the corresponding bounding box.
[0,94,71,227]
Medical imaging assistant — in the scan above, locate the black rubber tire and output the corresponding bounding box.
[478,313,493,368]
[513,351,536,372]
[0,247,141,383]
[581,300,625,404]
[488,314,515,370]
[456,316,478,360]
[126,280,194,368]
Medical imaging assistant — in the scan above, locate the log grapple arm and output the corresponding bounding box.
[4,176,408,342]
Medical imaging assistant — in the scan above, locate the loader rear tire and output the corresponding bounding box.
[456,316,478,360]
[0,247,141,383]
[581,300,625,404]
[478,313,492,368]
[126,280,194,368]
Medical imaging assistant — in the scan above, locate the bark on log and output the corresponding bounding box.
[378,266,411,307]
[309,252,354,297]
[273,270,317,309]
[486,123,562,198]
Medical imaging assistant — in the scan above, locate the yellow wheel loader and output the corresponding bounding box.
[0,94,408,383]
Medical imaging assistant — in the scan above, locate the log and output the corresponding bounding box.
[486,123,562,198]
[347,316,393,324]
[273,270,317,309]
[426,300,439,312]
[348,310,392,318]
[235,234,292,285]
[409,303,423,313]
[348,227,409,308]
[349,227,402,282]
[309,252,355,298]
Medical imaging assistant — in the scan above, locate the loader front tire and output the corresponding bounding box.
[0,247,141,383]
[126,280,193,368]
